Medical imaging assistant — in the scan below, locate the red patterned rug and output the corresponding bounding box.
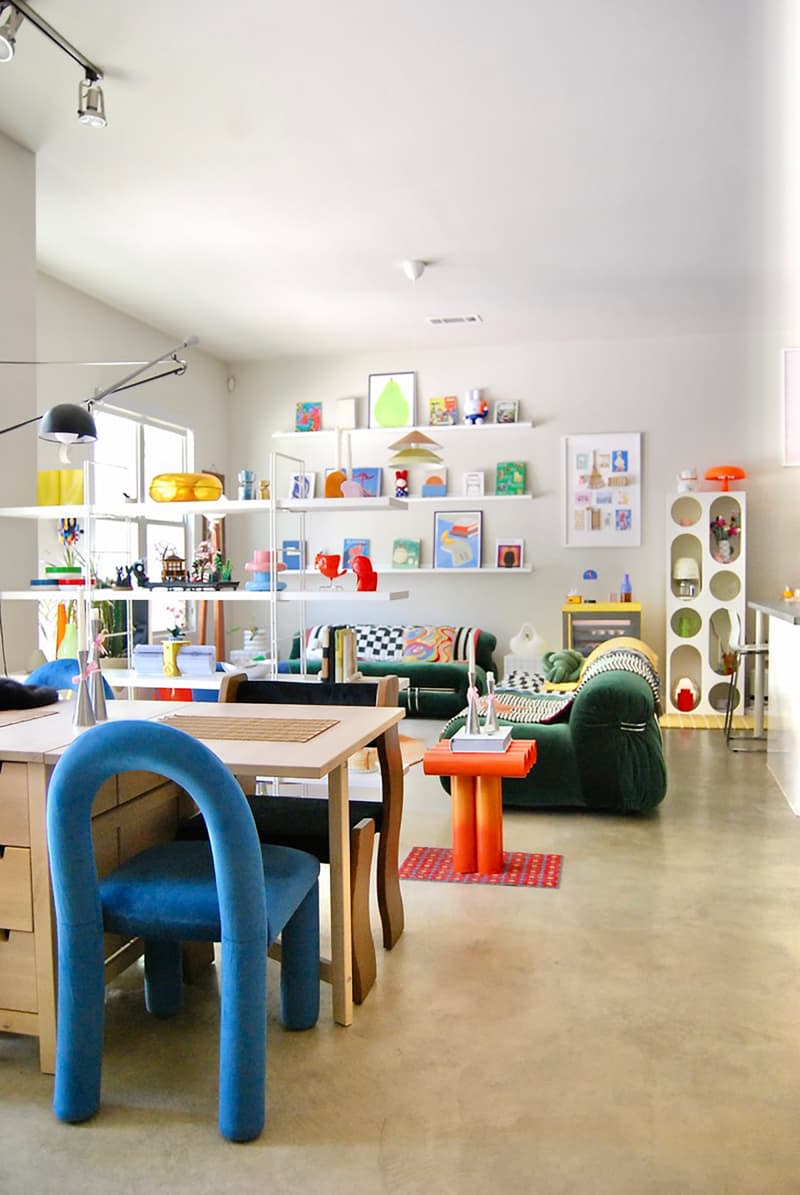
[399,846,562,887]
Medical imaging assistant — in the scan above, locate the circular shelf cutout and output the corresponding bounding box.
[670,496,702,528]
[709,681,736,713]
[709,570,741,601]
[671,608,701,638]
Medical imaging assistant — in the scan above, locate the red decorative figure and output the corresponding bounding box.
[315,552,346,587]
[352,555,378,591]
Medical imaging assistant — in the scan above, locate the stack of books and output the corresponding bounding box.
[319,625,362,683]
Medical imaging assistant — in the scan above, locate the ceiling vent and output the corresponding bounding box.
[426,314,483,326]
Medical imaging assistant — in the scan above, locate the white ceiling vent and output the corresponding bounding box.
[426,313,483,326]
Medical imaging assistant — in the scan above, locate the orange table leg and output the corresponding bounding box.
[451,775,477,873]
[475,774,504,874]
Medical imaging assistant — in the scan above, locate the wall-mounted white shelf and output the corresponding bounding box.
[280,497,407,513]
[0,498,273,521]
[272,422,533,440]
[405,493,532,504]
[0,586,410,605]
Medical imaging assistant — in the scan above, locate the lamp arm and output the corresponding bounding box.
[89,336,198,407]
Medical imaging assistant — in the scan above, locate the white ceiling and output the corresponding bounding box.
[0,0,782,361]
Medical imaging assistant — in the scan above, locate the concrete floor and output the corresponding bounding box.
[1,722,800,1194]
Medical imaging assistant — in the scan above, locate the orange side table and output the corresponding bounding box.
[423,739,537,874]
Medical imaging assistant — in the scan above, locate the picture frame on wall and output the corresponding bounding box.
[368,372,416,428]
[295,401,322,432]
[433,510,482,569]
[562,431,642,547]
[496,539,523,568]
[494,400,519,424]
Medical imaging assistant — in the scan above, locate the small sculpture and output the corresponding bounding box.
[315,552,346,588]
[465,666,481,735]
[483,671,498,734]
[463,389,488,425]
[244,548,286,591]
[352,554,378,591]
[394,469,409,499]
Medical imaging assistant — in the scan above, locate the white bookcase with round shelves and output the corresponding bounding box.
[665,490,746,716]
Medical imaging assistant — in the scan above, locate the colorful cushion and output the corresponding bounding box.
[402,626,455,663]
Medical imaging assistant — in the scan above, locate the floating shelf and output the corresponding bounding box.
[272,422,533,439]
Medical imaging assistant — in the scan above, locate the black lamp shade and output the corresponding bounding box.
[39,404,98,444]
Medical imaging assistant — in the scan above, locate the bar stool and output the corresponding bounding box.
[723,611,768,751]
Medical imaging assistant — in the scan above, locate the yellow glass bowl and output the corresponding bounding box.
[148,473,224,502]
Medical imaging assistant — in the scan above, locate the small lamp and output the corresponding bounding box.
[388,428,442,466]
[673,556,700,598]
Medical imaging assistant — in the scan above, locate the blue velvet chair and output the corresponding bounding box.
[25,657,115,699]
[46,719,320,1142]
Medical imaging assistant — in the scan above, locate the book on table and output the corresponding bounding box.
[450,726,513,752]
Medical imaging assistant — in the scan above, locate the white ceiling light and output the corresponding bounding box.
[401,259,426,282]
[78,74,106,127]
[0,3,23,62]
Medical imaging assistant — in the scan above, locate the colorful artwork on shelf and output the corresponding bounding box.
[463,470,484,498]
[368,372,416,428]
[295,401,322,432]
[289,472,315,499]
[342,538,371,571]
[494,400,519,424]
[392,538,421,569]
[563,432,642,547]
[282,539,306,571]
[428,396,458,426]
[324,468,346,498]
[349,466,382,497]
[496,540,523,569]
[421,467,447,498]
[495,461,526,495]
[433,511,482,570]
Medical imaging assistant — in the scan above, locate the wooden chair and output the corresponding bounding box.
[178,673,404,1004]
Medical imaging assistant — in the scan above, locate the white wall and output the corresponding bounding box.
[224,334,790,670]
[0,132,38,668]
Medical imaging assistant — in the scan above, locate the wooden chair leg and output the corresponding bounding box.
[376,723,405,950]
[350,817,377,1005]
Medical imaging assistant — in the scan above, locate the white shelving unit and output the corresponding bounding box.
[272,422,534,439]
[665,490,746,715]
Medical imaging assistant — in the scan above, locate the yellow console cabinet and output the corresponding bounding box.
[562,602,642,657]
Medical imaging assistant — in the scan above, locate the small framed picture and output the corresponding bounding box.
[350,466,382,497]
[342,538,370,570]
[421,467,447,497]
[428,396,458,426]
[495,461,527,495]
[496,539,523,569]
[392,538,421,569]
[336,396,357,429]
[289,472,315,499]
[494,400,519,424]
[295,401,322,432]
[282,539,306,570]
[433,510,482,569]
[368,372,416,428]
[463,470,485,498]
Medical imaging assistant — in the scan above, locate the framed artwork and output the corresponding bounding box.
[295,401,322,432]
[495,400,519,424]
[368,372,416,428]
[342,537,370,570]
[428,396,458,426]
[563,432,642,547]
[289,472,315,499]
[350,466,382,497]
[421,467,447,497]
[336,396,357,429]
[463,470,485,498]
[392,538,421,569]
[496,539,523,569]
[281,539,306,571]
[495,461,526,494]
[784,349,800,465]
[433,510,482,569]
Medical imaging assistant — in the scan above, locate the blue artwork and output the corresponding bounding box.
[282,540,305,571]
[342,538,370,570]
[350,467,381,497]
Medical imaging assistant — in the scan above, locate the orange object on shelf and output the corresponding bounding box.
[148,472,224,502]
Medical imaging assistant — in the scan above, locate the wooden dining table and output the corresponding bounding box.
[0,697,404,1072]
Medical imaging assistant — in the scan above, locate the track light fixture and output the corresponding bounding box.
[0,3,23,62]
[0,1,107,127]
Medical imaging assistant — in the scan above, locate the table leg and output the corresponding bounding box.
[753,608,766,739]
[475,775,503,874]
[327,762,353,1026]
[451,775,477,873]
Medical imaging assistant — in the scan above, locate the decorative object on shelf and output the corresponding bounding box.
[289,472,315,499]
[37,468,84,506]
[295,401,322,432]
[673,556,700,598]
[495,460,527,495]
[704,465,746,492]
[463,470,484,498]
[433,510,482,569]
[710,514,740,562]
[394,468,409,499]
[244,548,287,592]
[342,538,370,571]
[161,549,186,583]
[315,552,347,588]
[509,622,546,660]
[282,539,305,570]
[674,675,699,712]
[676,467,698,492]
[387,428,442,465]
[349,466,382,497]
[73,649,96,727]
[428,396,458,425]
[324,468,347,498]
[258,479,270,500]
[163,632,190,676]
[563,432,642,547]
[494,400,519,425]
[392,538,421,569]
[421,467,447,497]
[352,555,378,591]
[336,396,357,429]
[463,389,488,425]
[237,469,257,500]
[368,371,416,428]
[496,540,523,568]
[148,472,224,502]
[620,573,633,602]
[483,672,499,733]
[581,568,599,602]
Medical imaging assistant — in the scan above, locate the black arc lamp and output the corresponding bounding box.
[38,403,98,444]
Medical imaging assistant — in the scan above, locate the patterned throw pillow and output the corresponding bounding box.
[451,627,481,662]
[402,625,455,662]
[354,625,406,661]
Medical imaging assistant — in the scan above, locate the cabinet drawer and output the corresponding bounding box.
[0,929,37,1012]
[0,847,32,931]
[0,763,29,846]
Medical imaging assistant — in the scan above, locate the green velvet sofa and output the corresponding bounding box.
[286,625,498,719]
[439,655,666,813]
